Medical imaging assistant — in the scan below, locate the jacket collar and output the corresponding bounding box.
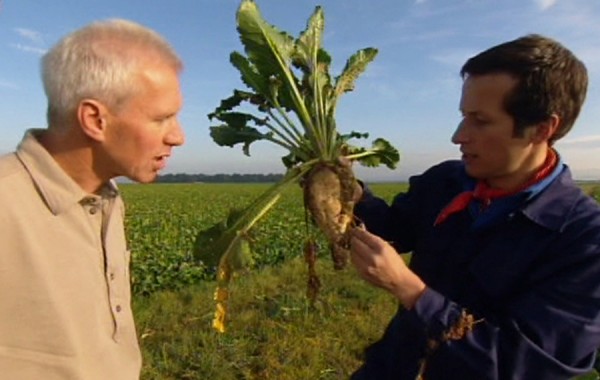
[521,165,580,233]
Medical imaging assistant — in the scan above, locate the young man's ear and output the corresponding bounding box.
[532,114,560,144]
[78,99,108,142]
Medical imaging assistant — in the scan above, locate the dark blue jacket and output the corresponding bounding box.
[352,160,600,380]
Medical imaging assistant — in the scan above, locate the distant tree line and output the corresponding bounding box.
[156,173,285,183]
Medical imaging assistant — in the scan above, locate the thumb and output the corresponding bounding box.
[351,227,385,250]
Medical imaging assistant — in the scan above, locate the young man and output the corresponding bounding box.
[0,19,184,379]
[349,34,600,379]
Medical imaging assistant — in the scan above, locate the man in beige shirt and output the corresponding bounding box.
[0,19,185,379]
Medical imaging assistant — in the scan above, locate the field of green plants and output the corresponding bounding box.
[121,181,600,379]
[121,182,406,296]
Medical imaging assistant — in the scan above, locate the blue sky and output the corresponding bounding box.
[1,0,599,181]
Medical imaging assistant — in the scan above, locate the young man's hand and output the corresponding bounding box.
[349,226,426,309]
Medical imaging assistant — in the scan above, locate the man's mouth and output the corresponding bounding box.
[155,154,170,169]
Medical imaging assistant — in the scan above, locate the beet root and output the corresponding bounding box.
[303,162,357,269]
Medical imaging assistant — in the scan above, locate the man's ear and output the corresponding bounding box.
[78,99,108,142]
[532,114,560,144]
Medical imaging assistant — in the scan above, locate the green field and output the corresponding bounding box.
[122,182,600,379]
[121,182,407,296]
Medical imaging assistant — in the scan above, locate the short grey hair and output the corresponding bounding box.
[41,19,183,126]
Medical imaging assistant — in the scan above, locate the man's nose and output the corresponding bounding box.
[451,120,467,144]
[166,119,185,146]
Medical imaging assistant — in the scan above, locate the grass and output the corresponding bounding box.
[133,255,400,379]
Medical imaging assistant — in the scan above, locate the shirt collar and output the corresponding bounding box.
[15,129,119,215]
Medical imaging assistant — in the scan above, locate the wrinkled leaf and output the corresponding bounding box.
[230,52,271,98]
[350,138,400,169]
[192,220,228,268]
[210,124,271,156]
[237,0,296,80]
[209,89,266,116]
[334,48,378,98]
[211,111,268,129]
[193,208,252,269]
[295,6,324,71]
[340,131,370,142]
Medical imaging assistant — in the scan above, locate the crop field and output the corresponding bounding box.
[120,182,407,296]
[581,182,600,202]
[121,181,600,379]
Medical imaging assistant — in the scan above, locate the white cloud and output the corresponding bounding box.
[534,0,559,11]
[0,80,18,90]
[557,135,600,152]
[10,43,46,55]
[13,27,44,44]
[431,49,474,68]
[11,27,46,55]
[560,135,600,144]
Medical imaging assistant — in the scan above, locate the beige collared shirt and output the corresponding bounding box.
[0,130,141,379]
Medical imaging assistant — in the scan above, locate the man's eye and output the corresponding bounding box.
[156,115,172,124]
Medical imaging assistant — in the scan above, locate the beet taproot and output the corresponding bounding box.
[303,161,357,269]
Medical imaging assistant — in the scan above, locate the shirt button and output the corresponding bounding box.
[109,272,115,280]
[116,305,122,312]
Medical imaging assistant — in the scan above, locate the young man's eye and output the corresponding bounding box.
[473,118,489,126]
[461,116,487,128]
